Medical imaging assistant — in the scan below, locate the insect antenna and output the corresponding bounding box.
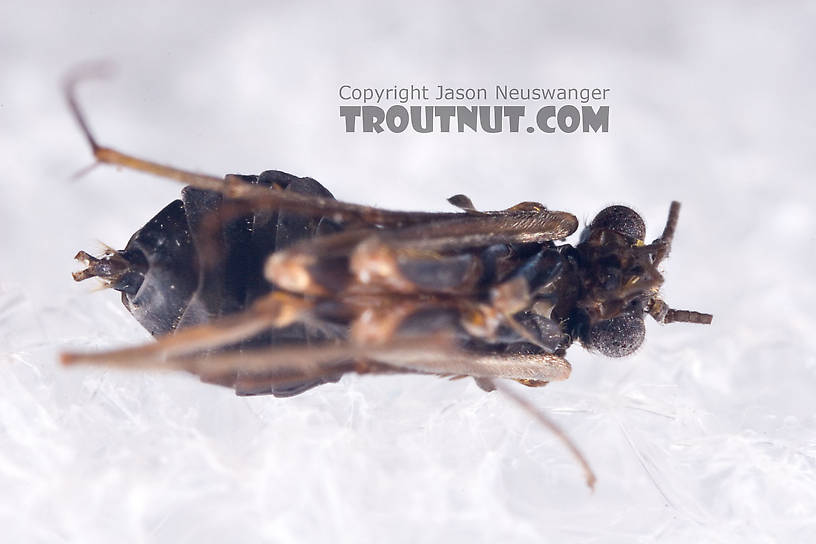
[664,308,713,324]
[641,202,713,325]
[488,379,596,491]
[652,201,680,267]
[649,299,713,324]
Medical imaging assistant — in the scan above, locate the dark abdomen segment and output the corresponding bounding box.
[118,171,345,396]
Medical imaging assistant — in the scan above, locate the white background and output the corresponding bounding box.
[1,2,814,542]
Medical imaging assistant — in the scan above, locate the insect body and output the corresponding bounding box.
[69,169,711,396]
[61,71,712,487]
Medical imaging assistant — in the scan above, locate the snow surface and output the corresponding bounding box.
[1,1,815,542]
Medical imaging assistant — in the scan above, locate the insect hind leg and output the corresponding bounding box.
[60,291,313,368]
[64,66,232,193]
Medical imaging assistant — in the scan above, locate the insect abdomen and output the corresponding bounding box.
[109,172,345,395]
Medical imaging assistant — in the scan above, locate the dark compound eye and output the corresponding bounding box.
[591,205,646,242]
[586,313,645,357]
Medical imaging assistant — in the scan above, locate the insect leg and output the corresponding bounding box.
[63,289,572,381]
[353,210,578,252]
[62,329,571,384]
[488,379,596,490]
[63,69,477,227]
[64,68,233,193]
[61,291,312,365]
[266,215,576,296]
[462,249,567,351]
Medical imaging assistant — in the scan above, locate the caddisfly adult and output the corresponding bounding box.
[61,70,712,489]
